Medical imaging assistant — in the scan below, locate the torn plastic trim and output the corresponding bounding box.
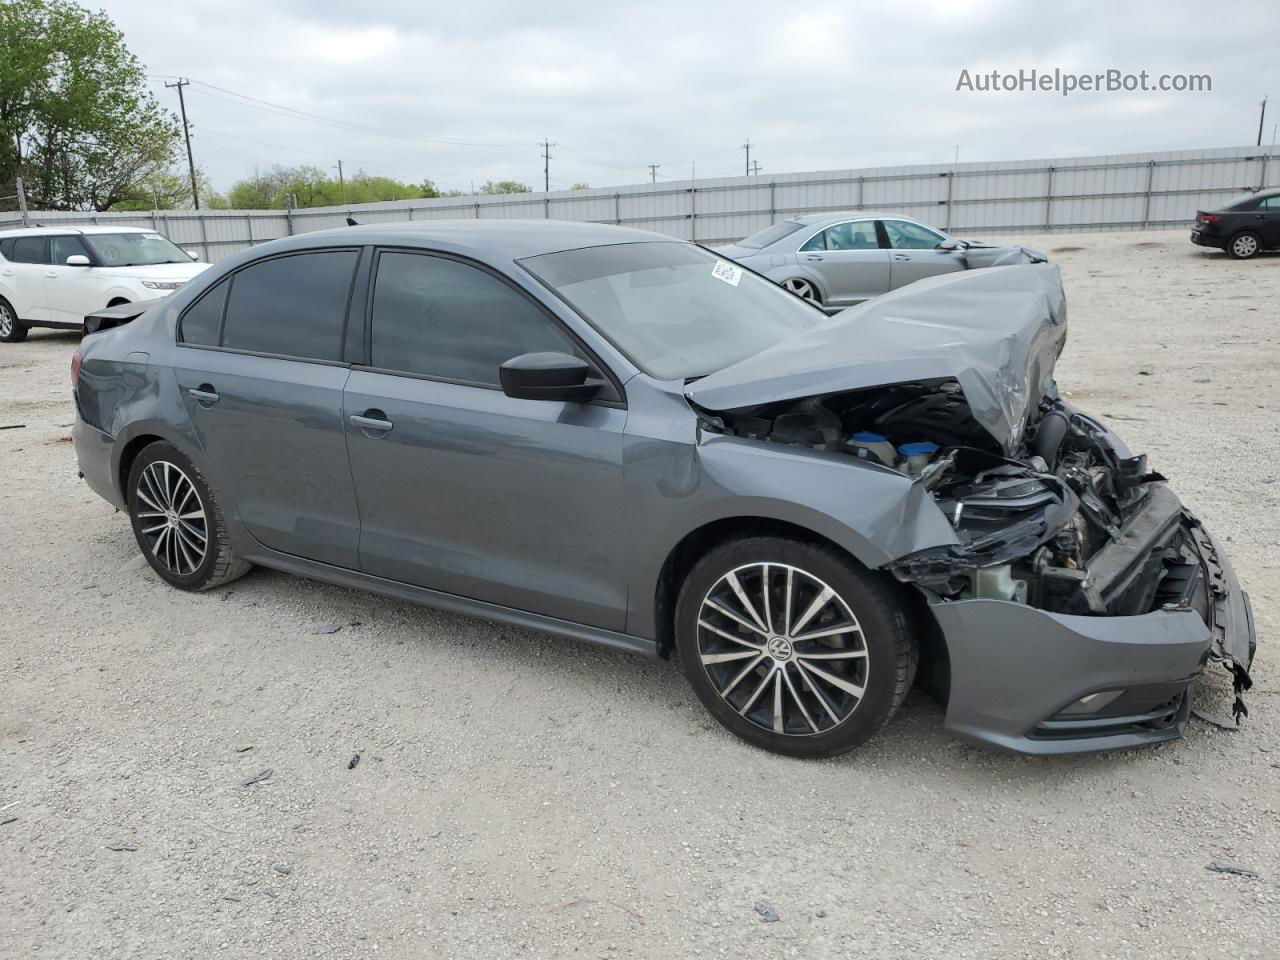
[884,445,1081,588]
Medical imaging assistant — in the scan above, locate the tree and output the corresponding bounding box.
[570,182,590,190]
[0,0,180,211]
[227,166,291,209]
[480,179,531,194]
[113,164,215,210]
[223,165,443,209]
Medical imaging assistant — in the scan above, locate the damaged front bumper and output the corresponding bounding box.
[911,490,1256,755]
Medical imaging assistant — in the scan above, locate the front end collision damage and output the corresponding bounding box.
[688,267,1254,753]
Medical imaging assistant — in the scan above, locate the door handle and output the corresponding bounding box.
[350,410,393,434]
[803,255,824,261]
[45,271,58,278]
[892,254,912,261]
[187,385,220,405]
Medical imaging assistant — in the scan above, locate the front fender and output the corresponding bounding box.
[100,282,146,306]
[622,429,960,640]
[691,435,959,566]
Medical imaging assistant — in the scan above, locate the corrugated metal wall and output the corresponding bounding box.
[3,145,1274,263]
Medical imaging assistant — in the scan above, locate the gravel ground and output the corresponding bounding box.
[2,229,1278,959]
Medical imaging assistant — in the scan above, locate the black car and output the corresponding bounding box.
[1191,189,1280,259]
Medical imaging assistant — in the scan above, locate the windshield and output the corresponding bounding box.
[736,220,805,249]
[82,232,190,267]
[521,241,825,381]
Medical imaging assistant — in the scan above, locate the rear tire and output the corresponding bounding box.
[675,536,916,757]
[1227,231,1261,260]
[0,298,27,342]
[780,277,822,305]
[126,441,251,591]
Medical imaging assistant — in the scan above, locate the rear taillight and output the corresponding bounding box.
[1198,213,1222,223]
[71,350,83,389]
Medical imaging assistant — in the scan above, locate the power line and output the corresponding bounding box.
[155,76,539,149]
[196,127,438,183]
[647,163,660,183]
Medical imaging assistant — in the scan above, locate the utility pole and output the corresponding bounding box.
[1259,96,1269,147]
[14,176,29,226]
[165,78,199,209]
[743,139,751,176]
[749,160,762,176]
[540,140,554,192]
[648,164,660,183]
[335,160,346,203]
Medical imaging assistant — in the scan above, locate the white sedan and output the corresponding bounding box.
[0,226,211,342]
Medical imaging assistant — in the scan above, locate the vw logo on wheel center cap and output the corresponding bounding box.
[767,636,793,661]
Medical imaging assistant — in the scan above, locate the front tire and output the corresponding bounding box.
[1227,231,1261,259]
[126,441,251,591]
[675,536,916,757]
[0,298,27,342]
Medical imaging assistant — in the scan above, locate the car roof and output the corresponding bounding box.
[0,225,155,237]
[787,211,938,227]
[257,219,678,261]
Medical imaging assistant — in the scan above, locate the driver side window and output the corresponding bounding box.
[50,235,90,265]
[882,219,947,250]
[369,252,584,386]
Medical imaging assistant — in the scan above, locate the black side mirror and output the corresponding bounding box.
[500,352,601,402]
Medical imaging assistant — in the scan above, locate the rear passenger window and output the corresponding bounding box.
[220,250,357,361]
[12,236,48,264]
[180,279,229,346]
[370,252,582,385]
[0,238,15,261]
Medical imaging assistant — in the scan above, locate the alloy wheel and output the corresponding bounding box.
[696,562,869,736]
[0,304,13,338]
[1232,234,1259,258]
[135,460,208,576]
[781,278,820,303]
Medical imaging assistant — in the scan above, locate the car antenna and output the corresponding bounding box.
[346,217,359,226]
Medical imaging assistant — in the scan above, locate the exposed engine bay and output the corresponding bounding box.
[701,377,1224,624]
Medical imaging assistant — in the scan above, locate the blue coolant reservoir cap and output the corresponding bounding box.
[898,442,940,456]
[851,431,889,443]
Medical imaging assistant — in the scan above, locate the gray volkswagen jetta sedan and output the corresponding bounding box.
[71,220,1255,757]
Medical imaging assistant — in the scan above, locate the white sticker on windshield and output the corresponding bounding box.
[711,260,742,287]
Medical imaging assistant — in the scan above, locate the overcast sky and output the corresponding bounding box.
[101,0,1278,195]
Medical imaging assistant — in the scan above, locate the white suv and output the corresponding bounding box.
[0,226,211,342]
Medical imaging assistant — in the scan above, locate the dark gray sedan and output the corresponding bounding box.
[715,212,1047,310]
[71,221,1254,757]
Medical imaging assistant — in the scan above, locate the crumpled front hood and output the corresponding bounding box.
[686,263,1067,454]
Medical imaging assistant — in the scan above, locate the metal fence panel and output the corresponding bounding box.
[3,144,1273,259]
